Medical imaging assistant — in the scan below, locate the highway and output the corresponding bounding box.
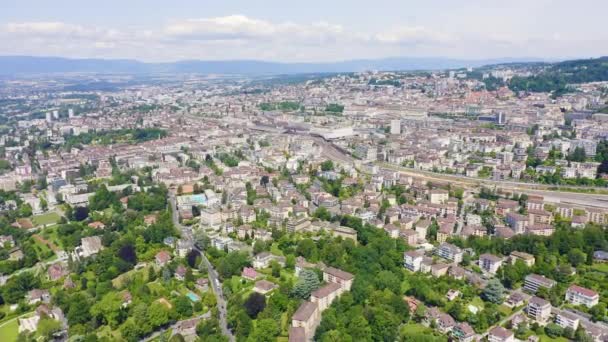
[169,194,235,342]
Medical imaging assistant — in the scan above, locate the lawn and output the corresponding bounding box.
[32,212,61,226]
[40,227,62,248]
[400,323,431,334]
[590,263,608,274]
[31,237,55,260]
[97,324,123,340]
[400,323,447,341]
[0,317,20,342]
[498,304,513,316]
[469,296,485,310]
[539,334,569,342]
[270,243,284,256]
[112,265,151,289]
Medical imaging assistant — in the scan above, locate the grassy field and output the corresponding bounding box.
[539,334,569,342]
[97,324,123,340]
[497,304,513,316]
[32,212,61,226]
[0,317,20,342]
[112,265,152,289]
[400,323,447,341]
[591,263,608,273]
[469,296,485,310]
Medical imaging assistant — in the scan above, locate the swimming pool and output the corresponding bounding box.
[186,292,200,302]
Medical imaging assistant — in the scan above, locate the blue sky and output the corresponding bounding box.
[1,0,607,62]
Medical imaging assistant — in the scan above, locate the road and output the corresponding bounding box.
[168,194,235,342]
[475,287,531,340]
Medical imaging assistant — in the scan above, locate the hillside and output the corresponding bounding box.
[509,56,608,94]
[0,55,541,75]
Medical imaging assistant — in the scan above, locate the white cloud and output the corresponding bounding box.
[6,22,101,39]
[0,16,604,62]
[373,26,455,45]
[162,15,347,46]
[164,15,276,40]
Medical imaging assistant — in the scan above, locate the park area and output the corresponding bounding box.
[32,212,61,226]
[0,317,21,342]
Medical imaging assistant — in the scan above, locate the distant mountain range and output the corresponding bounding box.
[0,56,549,75]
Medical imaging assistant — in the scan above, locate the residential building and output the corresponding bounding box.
[527,296,551,323]
[452,322,476,342]
[323,267,354,291]
[555,310,580,331]
[310,282,342,311]
[479,254,503,274]
[404,250,425,272]
[524,274,556,293]
[565,285,599,308]
[509,251,535,267]
[291,301,319,341]
[488,326,514,342]
[435,243,463,263]
[254,280,278,295]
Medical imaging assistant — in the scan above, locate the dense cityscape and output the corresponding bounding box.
[0,58,607,342]
[1,2,608,342]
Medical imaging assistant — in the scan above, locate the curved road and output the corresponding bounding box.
[169,194,234,342]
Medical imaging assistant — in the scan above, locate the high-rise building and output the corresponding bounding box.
[52,110,59,119]
[68,108,74,118]
[45,112,52,123]
[496,112,506,125]
[390,120,401,135]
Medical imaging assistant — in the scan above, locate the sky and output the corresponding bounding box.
[1,0,607,62]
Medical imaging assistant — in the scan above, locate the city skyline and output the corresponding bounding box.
[1,0,608,62]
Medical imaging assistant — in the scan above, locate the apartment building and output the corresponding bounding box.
[404,250,425,272]
[565,285,599,308]
[479,254,503,274]
[435,243,463,263]
[323,267,354,291]
[555,310,580,331]
[509,251,535,267]
[527,296,551,323]
[290,301,319,341]
[524,274,556,293]
[488,326,514,342]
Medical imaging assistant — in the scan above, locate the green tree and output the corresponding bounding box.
[251,318,279,342]
[321,160,334,171]
[37,318,62,340]
[545,323,564,338]
[296,239,318,261]
[590,303,606,322]
[244,292,266,318]
[174,296,193,317]
[482,279,504,304]
[568,248,586,267]
[568,147,587,162]
[291,269,320,299]
[90,292,125,328]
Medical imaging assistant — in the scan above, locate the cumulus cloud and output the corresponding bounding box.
[164,15,276,40]
[6,21,106,40]
[162,15,347,46]
[0,16,601,62]
[373,26,456,45]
